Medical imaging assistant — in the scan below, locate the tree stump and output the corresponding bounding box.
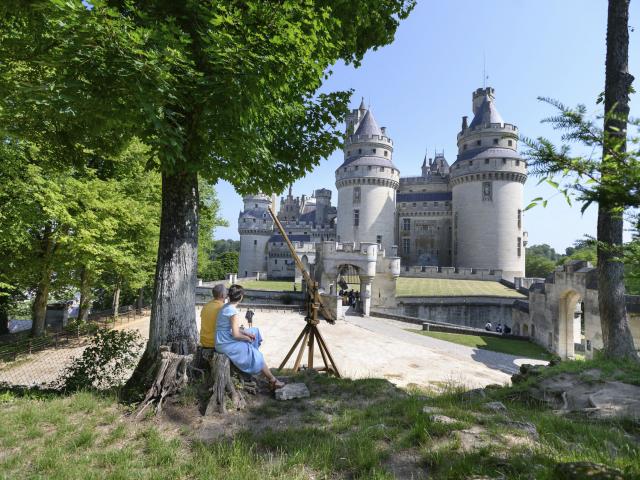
[205,352,246,415]
[135,345,192,419]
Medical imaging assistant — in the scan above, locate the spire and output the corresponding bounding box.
[354,109,382,136]
[421,154,427,168]
[358,96,366,112]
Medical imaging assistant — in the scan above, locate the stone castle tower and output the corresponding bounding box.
[237,194,273,278]
[335,99,400,253]
[451,87,527,279]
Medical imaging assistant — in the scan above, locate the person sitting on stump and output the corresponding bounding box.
[200,283,227,350]
[215,284,284,389]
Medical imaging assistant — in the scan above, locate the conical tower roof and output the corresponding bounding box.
[354,109,382,136]
[469,98,504,128]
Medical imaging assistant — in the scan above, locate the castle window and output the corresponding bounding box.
[347,151,351,156]
[469,161,473,166]
[376,235,382,244]
[253,240,257,246]
[353,186,361,204]
[434,201,439,206]
[380,167,385,172]
[476,140,481,146]
[274,259,278,265]
[516,160,520,166]
[445,201,449,206]
[252,218,255,222]
[353,209,359,227]
[344,168,347,172]
[482,181,493,201]
[254,204,258,208]
[358,148,362,154]
[402,238,410,254]
[493,138,499,145]
[422,202,427,206]
[372,148,376,153]
[463,144,467,151]
[368,165,372,170]
[517,237,522,257]
[412,203,416,207]
[355,166,358,170]
[384,151,388,156]
[503,158,507,164]
[508,140,513,146]
[518,209,522,229]
[485,158,490,164]
[403,218,410,231]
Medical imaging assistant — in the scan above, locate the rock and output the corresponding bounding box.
[484,383,503,390]
[462,388,486,400]
[511,373,527,384]
[422,406,442,414]
[554,461,625,480]
[501,420,538,439]
[430,414,457,425]
[274,383,310,401]
[483,401,507,412]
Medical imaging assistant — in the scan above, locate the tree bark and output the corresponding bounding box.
[112,279,121,320]
[31,225,55,337]
[77,266,92,322]
[126,170,199,392]
[598,0,637,359]
[136,287,144,314]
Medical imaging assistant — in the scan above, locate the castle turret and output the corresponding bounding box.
[450,87,527,280]
[314,188,332,225]
[336,104,399,252]
[238,193,273,278]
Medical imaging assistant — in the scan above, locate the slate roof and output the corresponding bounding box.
[298,211,316,222]
[397,192,452,202]
[469,98,504,128]
[456,147,521,162]
[239,208,269,219]
[354,109,382,136]
[268,234,311,243]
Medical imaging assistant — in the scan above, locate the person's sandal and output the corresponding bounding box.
[269,378,285,390]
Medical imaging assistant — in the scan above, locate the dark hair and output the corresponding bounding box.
[228,284,244,303]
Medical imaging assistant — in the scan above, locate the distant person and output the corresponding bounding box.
[496,323,503,333]
[215,284,284,389]
[485,322,492,331]
[200,284,227,349]
[504,325,512,335]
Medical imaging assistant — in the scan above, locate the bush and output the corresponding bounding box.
[57,328,144,391]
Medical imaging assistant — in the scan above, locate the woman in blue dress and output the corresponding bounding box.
[215,284,284,389]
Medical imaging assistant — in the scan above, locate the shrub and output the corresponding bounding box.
[57,328,144,391]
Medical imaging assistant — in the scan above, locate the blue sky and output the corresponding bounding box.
[214,0,639,252]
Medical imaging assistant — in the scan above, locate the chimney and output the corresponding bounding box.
[461,115,468,131]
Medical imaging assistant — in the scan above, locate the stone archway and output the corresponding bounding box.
[558,289,583,359]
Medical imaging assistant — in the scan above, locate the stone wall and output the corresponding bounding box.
[401,266,502,281]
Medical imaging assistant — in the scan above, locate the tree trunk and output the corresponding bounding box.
[598,0,637,359]
[126,170,199,392]
[136,287,144,314]
[77,266,92,322]
[31,225,55,337]
[112,279,121,320]
[0,295,9,336]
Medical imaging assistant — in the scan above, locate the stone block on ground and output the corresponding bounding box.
[430,414,457,425]
[275,382,310,401]
[553,461,625,480]
[483,401,507,412]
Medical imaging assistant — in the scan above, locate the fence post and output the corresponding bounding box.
[28,339,32,355]
[54,334,58,349]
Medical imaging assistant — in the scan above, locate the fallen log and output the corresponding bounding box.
[135,345,192,419]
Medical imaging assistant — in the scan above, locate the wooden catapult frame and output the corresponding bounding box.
[267,206,341,377]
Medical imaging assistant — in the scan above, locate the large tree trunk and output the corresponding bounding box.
[112,279,121,320]
[598,0,637,359]
[31,225,55,337]
[126,170,199,392]
[77,266,92,322]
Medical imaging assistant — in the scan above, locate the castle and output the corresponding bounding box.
[238,87,528,312]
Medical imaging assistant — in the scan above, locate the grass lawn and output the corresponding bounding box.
[240,280,299,291]
[1,366,639,479]
[415,330,552,360]
[396,277,525,298]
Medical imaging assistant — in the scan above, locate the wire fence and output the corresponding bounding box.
[0,305,150,389]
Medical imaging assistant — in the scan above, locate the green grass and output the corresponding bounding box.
[396,277,525,298]
[415,330,552,360]
[240,280,299,292]
[1,365,638,479]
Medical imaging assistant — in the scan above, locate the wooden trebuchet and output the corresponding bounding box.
[205,352,246,415]
[135,345,192,419]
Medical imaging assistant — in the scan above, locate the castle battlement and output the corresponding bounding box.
[346,133,394,146]
[458,123,518,137]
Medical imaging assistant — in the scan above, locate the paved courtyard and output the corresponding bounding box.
[0,308,546,389]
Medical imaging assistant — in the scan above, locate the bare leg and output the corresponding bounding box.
[261,363,284,388]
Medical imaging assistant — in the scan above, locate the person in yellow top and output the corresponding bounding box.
[200,284,227,348]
